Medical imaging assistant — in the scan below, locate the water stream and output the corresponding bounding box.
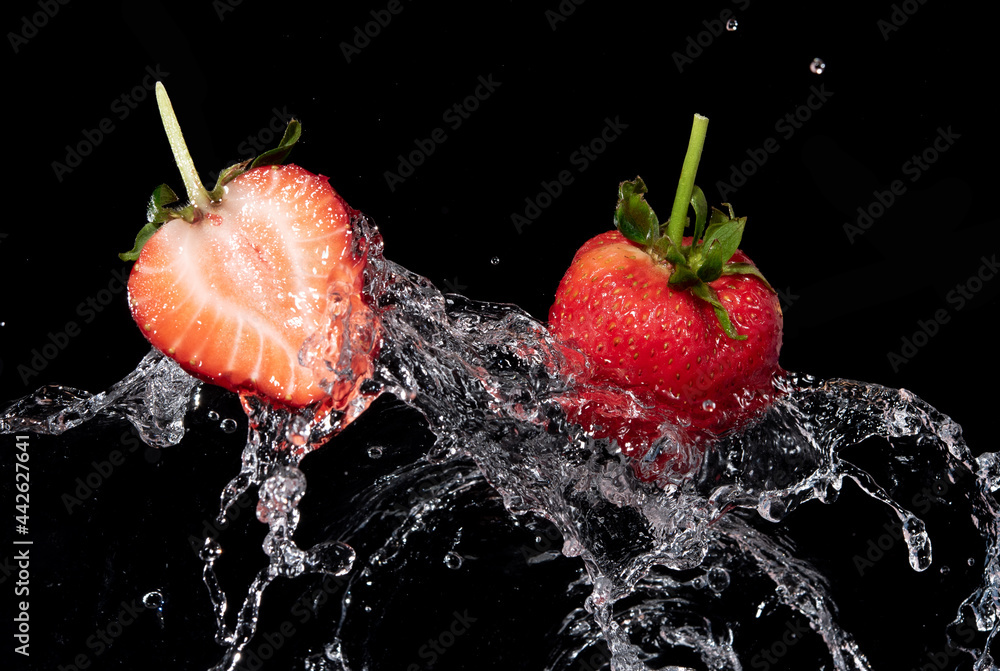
[3,212,998,670]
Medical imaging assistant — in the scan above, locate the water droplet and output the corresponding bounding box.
[443,551,464,569]
[207,410,219,421]
[142,590,164,609]
[200,537,223,561]
[968,557,976,567]
[707,567,730,592]
[901,515,932,571]
[809,58,826,74]
[702,399,716,412]
[220,418,238,433]
[726,18,738,31]
[757,495,788,522]
[940,565,950,575]
[257,466,308,523]
[324,640,347,663]
[305,540,356,576]
[367,445,384,459]
[562,538,584,557]
[286,414,313,446]
[490,256,500,265]
[142,590,166,627]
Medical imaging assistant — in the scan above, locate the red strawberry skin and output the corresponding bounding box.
[127,164,378,413]
[549,230,782,472]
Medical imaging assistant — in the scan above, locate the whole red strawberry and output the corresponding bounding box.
[549,115,783,481]
[122,84,378,425]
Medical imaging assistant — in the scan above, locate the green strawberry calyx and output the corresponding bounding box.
[613,113,774,340]
[119,82,301,262]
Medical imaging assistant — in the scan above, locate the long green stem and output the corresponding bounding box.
[155,82,211,211]
[666,113,709,248]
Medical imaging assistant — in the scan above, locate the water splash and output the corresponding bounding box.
[3,213,1000,670]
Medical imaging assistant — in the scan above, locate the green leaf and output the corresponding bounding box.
[697,217,745,282]
[690,185,708,243]
[250,119,302,169]
[651,232,686,266]
[668,264,699,285]
[689,280,747,340]
[721,261,776,293]
[614,177,660,246]
[146,184,181,223]
[702,206,733,241]
[119,222,162,261]
[208,159,252,201]
[120,184,193,261]
[706,205,734,227]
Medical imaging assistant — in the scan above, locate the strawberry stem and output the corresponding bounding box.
[666,114,709,248]
[155,82,211,211]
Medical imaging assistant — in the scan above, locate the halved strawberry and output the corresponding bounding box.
[122,84,378,418]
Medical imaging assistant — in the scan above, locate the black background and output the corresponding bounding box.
[2,1,998,670]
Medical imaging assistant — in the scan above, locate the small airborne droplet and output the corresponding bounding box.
[142,591,164,609]
[207,410,220,421]
[367,445,384,459]
[443,551,464,569]
[707,567,730,592]
[726,18,738,31]
[810,58,826,74]
[220,418,238,433]
[199,538,223,561]
[490,256,500,266]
